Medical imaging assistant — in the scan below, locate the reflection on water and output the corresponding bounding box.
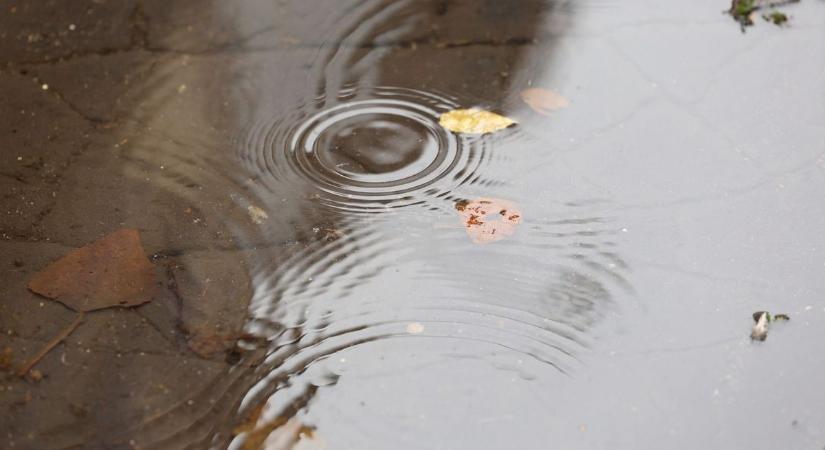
[199,1,630,447]
[19,0,825,448]
[25,0,617,445]
[238,87,500,212]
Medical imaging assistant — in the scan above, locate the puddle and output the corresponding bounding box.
[239,87,480,211]
[2,0,825,449]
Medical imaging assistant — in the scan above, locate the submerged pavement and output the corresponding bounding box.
[2,1,825,449]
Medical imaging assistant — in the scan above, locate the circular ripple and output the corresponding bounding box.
[240,88,494,212]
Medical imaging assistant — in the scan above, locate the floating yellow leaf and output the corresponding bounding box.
[247,205,269,224]
[520,88,569,115]
[439,108,516,134]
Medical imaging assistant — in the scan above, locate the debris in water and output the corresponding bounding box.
[730,0,757,25]
[750,311,790,341]
[763,10,789,25]
[186,332,230,359]
[248,205,269,224]
[455,198,522,244]
[17,312,85,377]
[520,88,570,115]
[439,108,515,134]
[729,0,799,29]
[751,311,770,341]
[0,347,14,371]
[315,226,346,242]
[167,250,253,359]
[22,228,158,375]
[27,369,43,382]
[28,228,158,312]
[233,404,266,436]
[234,405,325,450]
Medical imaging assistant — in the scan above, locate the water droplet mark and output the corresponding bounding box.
[239,87,497,212]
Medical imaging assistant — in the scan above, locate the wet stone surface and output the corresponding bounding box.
[2,1,825,449]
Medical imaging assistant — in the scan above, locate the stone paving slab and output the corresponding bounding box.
[0,1,558,448]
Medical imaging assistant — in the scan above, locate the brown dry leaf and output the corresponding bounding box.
[455,198,522,244]
[439,108,516,134]
[233,404,267,436]
[520,87,569,115]
[186,331,231,359]
[170,251,253,359]
[28,228,158,312]
[18,228,156,376]
[234,407,325,450]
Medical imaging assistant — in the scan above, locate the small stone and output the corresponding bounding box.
[28,369,43,381]
[751,311,770,341]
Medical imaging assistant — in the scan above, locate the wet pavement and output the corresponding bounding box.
[2,1,825,449]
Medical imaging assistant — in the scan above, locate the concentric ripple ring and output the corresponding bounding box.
[240,88,492,211]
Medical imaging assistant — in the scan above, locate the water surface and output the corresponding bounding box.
[2,1,824,449]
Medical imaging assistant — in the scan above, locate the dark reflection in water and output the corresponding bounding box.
[238,87,501,212]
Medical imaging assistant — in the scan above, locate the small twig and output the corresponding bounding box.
[17,312,86,377]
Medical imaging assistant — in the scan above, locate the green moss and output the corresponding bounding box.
[730,0,758,28]
[730,0,798,29]
[733,0,757,18]
[763,11,789,25]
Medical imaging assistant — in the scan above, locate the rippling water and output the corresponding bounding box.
[218,1,632,446]
[9,0,824,448]
[238,87,503,212]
